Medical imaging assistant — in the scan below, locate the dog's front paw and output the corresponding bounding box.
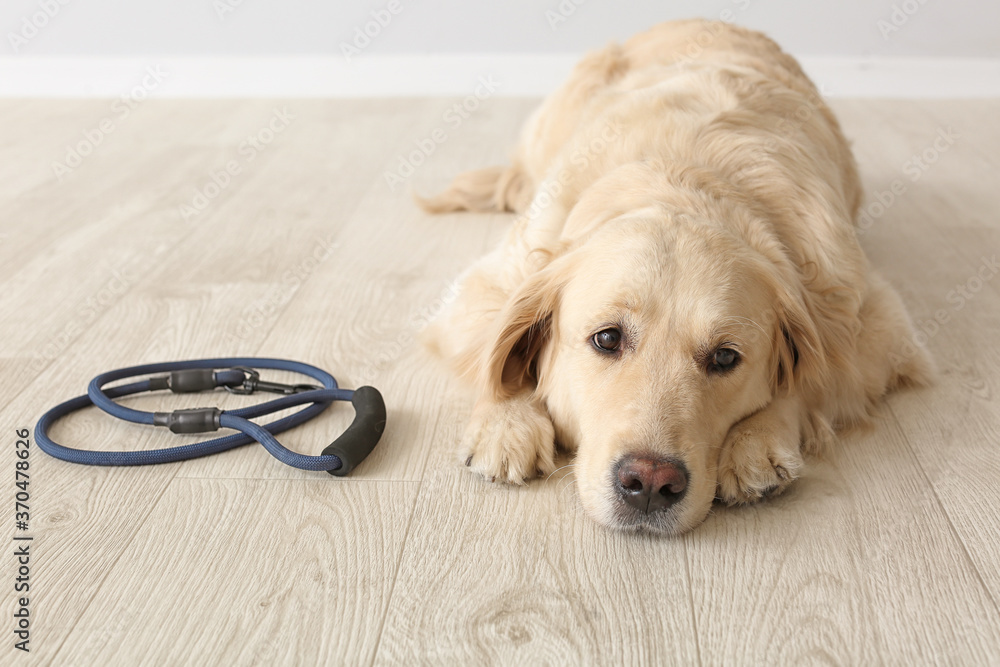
[461,393,556,485]
[717,412,804,505]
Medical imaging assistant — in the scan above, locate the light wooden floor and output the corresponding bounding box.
[2,96,999,665]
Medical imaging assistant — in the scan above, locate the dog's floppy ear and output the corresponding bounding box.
[770,278,828,395]
[482,261,570,400]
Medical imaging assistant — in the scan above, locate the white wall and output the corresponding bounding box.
[2,0,998,97]
[4,0,999,58]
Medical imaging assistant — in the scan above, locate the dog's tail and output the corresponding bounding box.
[415,163,534,214]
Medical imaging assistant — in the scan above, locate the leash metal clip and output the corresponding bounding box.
[224,366,323,396]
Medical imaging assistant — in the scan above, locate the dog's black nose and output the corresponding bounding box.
[615,455,688,513]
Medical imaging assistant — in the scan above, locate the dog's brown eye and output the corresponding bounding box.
[592,328,622,352]
[709,347,739,373]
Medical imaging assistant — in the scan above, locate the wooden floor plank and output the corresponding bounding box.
[374,449,701,665]
[48,478,418,666]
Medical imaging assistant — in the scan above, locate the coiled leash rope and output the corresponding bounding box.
[35,358,386,476]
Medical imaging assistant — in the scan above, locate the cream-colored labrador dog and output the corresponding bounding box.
[419,19,932,535]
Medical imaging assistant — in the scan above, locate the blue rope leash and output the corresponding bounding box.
[35,358,386,476]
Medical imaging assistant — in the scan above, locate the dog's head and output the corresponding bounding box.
[482,213,824,534]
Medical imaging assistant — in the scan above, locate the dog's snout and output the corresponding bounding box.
[615,455,688,513]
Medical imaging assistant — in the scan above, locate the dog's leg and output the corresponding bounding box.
[716,394,805,505]
[415,163,534,214]
[856,271,934,392]
[461,391,557,484]
[815,271,935,428]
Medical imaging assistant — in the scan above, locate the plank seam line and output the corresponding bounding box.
[368,479,424,666]
[887,400,1000,618]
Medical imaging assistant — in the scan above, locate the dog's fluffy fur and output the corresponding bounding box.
[419,20,932,535]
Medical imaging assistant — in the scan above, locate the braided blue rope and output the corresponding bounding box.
[35,358,356,471]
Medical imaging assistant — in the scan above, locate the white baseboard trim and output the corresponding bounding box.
[1,54,998,99]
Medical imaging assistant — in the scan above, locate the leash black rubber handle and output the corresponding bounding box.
[322,386,387,476]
